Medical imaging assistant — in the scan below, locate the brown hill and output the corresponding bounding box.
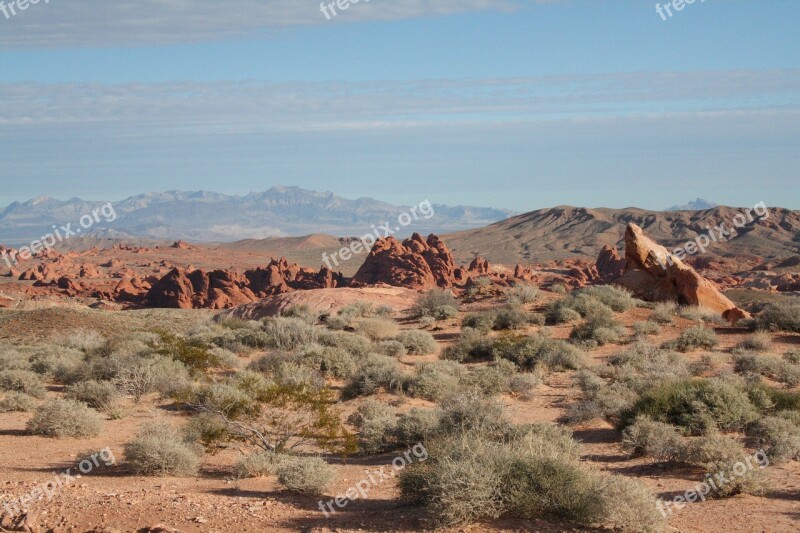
[443,205,800,265]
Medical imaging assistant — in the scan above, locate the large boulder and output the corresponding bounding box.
[617,223,748,323]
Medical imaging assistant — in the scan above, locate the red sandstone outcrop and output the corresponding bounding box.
[616,223,748,323]
[595,245,626,281]
[351,234,457,289]
[171,240,193,249]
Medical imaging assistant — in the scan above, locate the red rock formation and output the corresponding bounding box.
[468,257,491,275]
[171,240,193,249]
[595,245,626,281]
[616,223,748,323]
[351,233,457,289]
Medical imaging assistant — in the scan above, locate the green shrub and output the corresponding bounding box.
[184,413,231,448]
[578,285,636,312]
[65,380,120,410]
[411,361,465,401]
[412,290,459,318]
[441,328,494,363]
[395,330,438,355]
[30,347,85,380]
[435,391,509,437]
[621,378,759,435]
[0,369,47,399]
[492,334,585,371]
[736,332,772,353]
[633,321,661,336]
[784,350,800,365]
[734,354,800,387]
[461,312,496,332]
[27,398,103,438]
[0,349,31,371]
[569,311,626,346]
[347,399,396,454]
[124,420,200,476]
[343,354,407,398]
[509,372,542,400]
[507,284,539,305]
[298,344,358,379]
[462,360,517,396]
[394,408,439,446]
[281,304,320,325]
[233,451,280,479]
[651,302,677,324]
[755,301,800,333]
[317,331,375,358]
[491,305,528,331]
[432,305,459,320]
[376,340,406,357]
[681,435,768,498]
[548,306,582,324]
[275,455,335,495]
[746,416,800,463]
[0,392,38,413]
[621,416,684,463]
[261,317,318,350]
[673,326,718,352]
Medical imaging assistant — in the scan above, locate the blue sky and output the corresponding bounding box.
[0,0,798,211]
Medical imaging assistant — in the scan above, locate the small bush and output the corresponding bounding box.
[0,392,38,412]
[736,332,772,353]
[569,311,626,346]
[507,284,539,305]
[184,413,231,448]
[261,317,318,350]
[508,372,542,400]
[0,369,47,399]
[347,399,396,454]
[734,354,800,387]
[493,334,585,371]
[431,305,459,321]
[462,360,518,396]
[673,326,718,352]
[412,290,459,318]
[633,321,661,336]
[621,416,684,463]
[317,331,375,358]
[281,304,320,325]
[492,305,529,331]
[275,455,335,495]
[681,435,769,497]
[356,318,400,341]
[124,421,200,476]
[442,328,494,363]
[411,361,465,401]
[578,285,636,312]
[65,380,120,411]
[651,302,677,324]
[755,301,800,332]
[27,398,103,438]
[461,312,496,332]
[784,350,800,365]
[395,330,438,355]
[298,344,358,379]
[394,408,439,446]
[343,354,407,398]
[233,451,280,479]
[746,416,800,463]
[376,340,406,357]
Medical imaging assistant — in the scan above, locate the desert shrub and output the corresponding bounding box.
[194,383,260,420]
[461,312,496,332]
[507,284,539,305]
[124,420,200,476]
[347,399,396,454]
[548,306,582,325]
[493,334,586,371]
[673,326,718,352]
[609,343,691,388]
[376,340,406,357]
[746,416,800,463]
[114,355,192,402]
[411,361,466,401]
[338,301,375,320]
[394,408,439,446]
[509,372,542,400]
[621,416,684,463]
[785,350,800,365]
[550,283,567,294]
[735,353,800,387]
[412,290,459,319]
[690,353,729,376]
[260,317,318,350]
[30,347,85,380]
[492,305,529,331]
[0,392,38,412]
[275,455,335,495]
[432,305,459,320]
[633,321,661,336]
[755,301,800,333]
[271,362,325,390]
[233,451,281,479]
[65,380,120,411]
[561,369,638,425]
[651,302,677,324]
[681,435,769,497]
[184,412,231,448]
[570,311,626,346]
[441,328,494,363]
[0,349,31,371]
[298,344,358,379]
[317,331,374,358]
[677,306,727,325]
[736,332,772,353]
[435,391,510,437]
[27,398,103,438]
[395,330,438,355]
[621,378,759,435]
[462,360,518,396]
[281,304,319,325]
[356,318,400,341]
[343,354,407,398]
[418,316,436,328]
[400,422,661,530]
[153,331,232,374]
[578,285,636,312]
[0,369,47,399]
[61,329,107,353]
[209,327,272,352]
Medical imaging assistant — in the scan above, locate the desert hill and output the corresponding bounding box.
[443,205,800,265]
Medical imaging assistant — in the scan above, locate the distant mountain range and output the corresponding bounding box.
[666,198,719,211]
[0,187,514,246]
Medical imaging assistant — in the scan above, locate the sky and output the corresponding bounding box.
[0,0,798,212]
